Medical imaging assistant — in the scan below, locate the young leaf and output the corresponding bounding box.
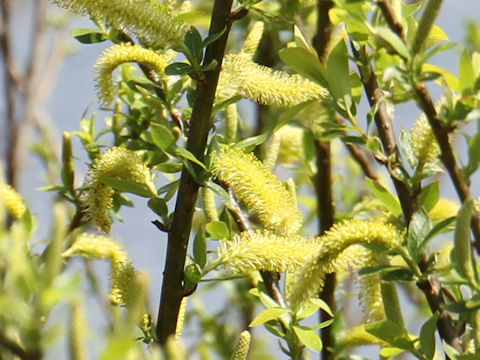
[365,320,414,351]
[151,124,176,150]
[231,133,268,151]
[193,228,207,268]
[292,326,323,352]
[202,26,226,49]
[373,27,410,60]
[250,307,290,327]
[418,182,440,212]
[175,147,207,170]
[205,221,230,240]
[419,314,438,360]
[165,62,193,76]
[278,47,328,87]
[71,28,107,44]
[326,39,351,106]
[366,178,402,216]
[102,177,154,197]
[184,26,204,63]
[148,197,168,218]
[408,209,433,262]
[459,49,475,92]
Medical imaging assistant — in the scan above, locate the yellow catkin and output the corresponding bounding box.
[110,259,139,306]
[175,297,188,338]
[81,147,156,233]
[429,198,460,221]
[288,219,401,308]
[225,103,239,144]
[218,230,320,274]
[63,233,140,307]
[217,53,328,107]
[69,301,88,360]
[0,183,26,219]
[95,43,171,106]
[230,331,251,360]
[62,233,128,262]
[202,187,219,222]
[51,0,186,49]
[276,125,304,163]
[410,114,440,167]
[211,147,303,235]
[357,271,386,323]
[242,21,265,58]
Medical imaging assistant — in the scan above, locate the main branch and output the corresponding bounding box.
[156,0,234,344]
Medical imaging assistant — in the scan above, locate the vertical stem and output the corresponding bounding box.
[156,0,234,344]
[312,2,336,358]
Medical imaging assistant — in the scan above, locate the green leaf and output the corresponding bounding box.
[459,49,475,92]
[326,39,352,106]
[165,62,193,76]
[365,320,414,350]
[148,197,168,218]
[102,177,154,197]
[249,307,290,327]
[71,28,107,44]
[418,182,440,212]
[205,221,230,239]
[155,162,183,173]
[467,132,480,177]
[231,133,268,151]
[419,314,438,360]
[408,209,433,262]
[193,228,207,268]
[278,47,328,87]
[184,26,204,63]
[373,27,410,60]
[202,26,226,49]
[366,178,402,216]
[379,347,405,357]
[175,147,207,170]
[151,124,176,150]
[381,267,415,282]
[293,326,323,352]
[205,181,236,211]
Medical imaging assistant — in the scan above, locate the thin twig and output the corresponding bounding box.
[155,0,234,344]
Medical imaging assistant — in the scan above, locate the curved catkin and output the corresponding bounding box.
[218,230,321,274]
[81,147,156,233]
[288,219,400,308]
[0,183,27,220]
[242,21,264,58]
[95,43,171,106]
[51,0,186,49]
[211,147,303,234]
[217,54,328,107]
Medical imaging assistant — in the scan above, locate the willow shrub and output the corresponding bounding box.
[1,0,480,359]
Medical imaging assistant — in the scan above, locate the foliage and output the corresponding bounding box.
[2,0,480,359]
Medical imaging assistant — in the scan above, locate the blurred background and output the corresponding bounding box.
[1,0,480,358]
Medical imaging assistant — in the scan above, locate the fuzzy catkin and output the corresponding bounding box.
[217,53,328,107]
[0,183,26,220]
[211,147,303,234]
[95,43,172,106]
[288,219,401,308]
[81,147,156,233]
[51,0,186,49]
[218,230,321,274]
[69,301,88,360]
